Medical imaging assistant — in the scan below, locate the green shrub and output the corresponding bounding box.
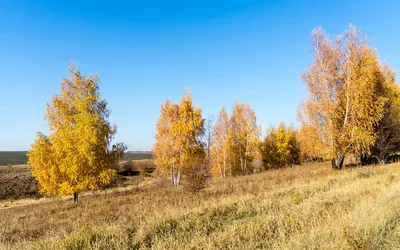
[139,170,151,178]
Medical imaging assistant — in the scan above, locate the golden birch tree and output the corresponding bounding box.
[261,123,300,169]
[153,89,205,186]
[296,124,326,162]
[299,25,386,169]
[228,101,260,176]
[153,100,180,185]
[176,89,206,188]
[367,66,400,164]
[27,63,126,204]
[211,108,230,178]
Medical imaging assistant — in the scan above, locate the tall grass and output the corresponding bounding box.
[1,162,400,249]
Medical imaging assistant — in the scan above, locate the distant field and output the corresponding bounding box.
[0,151,153,166]
[122,153,153,161]
[0,151,28,166]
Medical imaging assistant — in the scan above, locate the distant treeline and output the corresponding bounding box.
[0,151,153,166]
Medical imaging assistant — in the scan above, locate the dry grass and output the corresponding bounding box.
[1,162,400,249]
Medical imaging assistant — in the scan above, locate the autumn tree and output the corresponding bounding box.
[27,63,126,204]
[227,101,260,176]
[299,25,387,169]
[287,126,301,165]
[153,89,206,187]
[366,67,400,164]
[153,100,180,185]
[211,108,230,178]
[261,122,300,169]
[177,90,206,190]
[296,124,326,162]
[204,116,214,168]
[260,126,278,169]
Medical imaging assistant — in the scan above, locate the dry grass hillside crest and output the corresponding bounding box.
[1,162,400,249]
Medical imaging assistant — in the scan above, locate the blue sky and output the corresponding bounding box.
[1,0,400,151]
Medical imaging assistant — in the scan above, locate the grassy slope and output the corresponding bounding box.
[1,162,400,249]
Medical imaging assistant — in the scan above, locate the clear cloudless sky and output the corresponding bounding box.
[1,0,400,151]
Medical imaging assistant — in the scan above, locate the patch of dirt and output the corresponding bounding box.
[0,165,41,201]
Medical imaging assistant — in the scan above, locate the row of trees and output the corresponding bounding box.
[298,24,400,169]
[154,25,400,188]
[27,24,400,200]
[153,92,303,189]
[27,65,300,199]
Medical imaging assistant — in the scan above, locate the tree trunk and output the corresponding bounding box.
[332,154,345,169]
[171,167,175,186]
[360,153,369,166]
[217,155,223,179]
[73,192,78,204]
[176,168,181,186]
[172,168,181,186]
[244,156,247,175]
[218,162,223,179]
[223,150,226,179]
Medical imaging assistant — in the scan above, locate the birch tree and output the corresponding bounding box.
[153,101,180,185]
[153,89,205,186]
[228,101,260,175]
[300,25,386,169]
[367,67,400,164]
[27,63,126,204]
[211,108,230,178]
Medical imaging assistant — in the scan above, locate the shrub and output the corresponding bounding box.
[183,160,210,193]
[139,170,151,178]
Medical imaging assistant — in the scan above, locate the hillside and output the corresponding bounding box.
[1,162,400,249]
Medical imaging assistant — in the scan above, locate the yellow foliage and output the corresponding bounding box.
[153,89,205,186]
[261,122,300,169]
[27,63,126,198]
[299,25,388,168]
[210,108,230,179]
[297,124,327,162]
[211,101,260,177]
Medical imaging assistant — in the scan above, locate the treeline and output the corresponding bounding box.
[27,24,400,201]
[154,24,400,190]
[153,91,303,190]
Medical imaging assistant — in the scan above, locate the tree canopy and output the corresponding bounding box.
[28,63,126,203]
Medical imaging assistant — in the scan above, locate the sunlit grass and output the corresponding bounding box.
[1,162,400,249]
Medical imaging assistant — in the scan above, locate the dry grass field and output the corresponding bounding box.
[1,162,400,249]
